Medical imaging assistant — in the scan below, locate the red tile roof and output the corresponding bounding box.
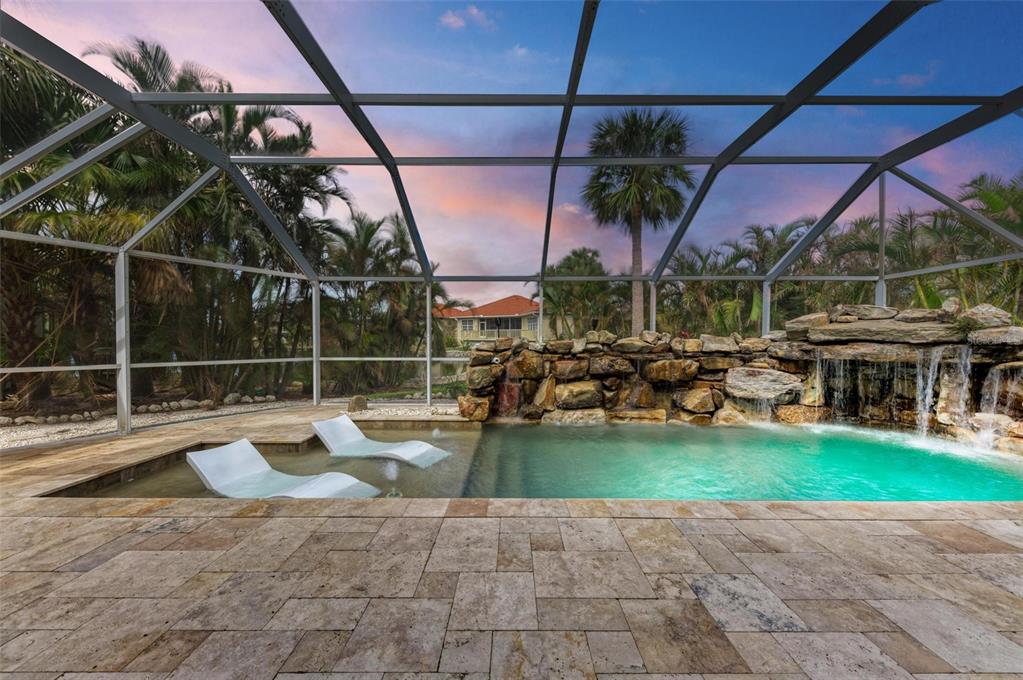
[433,294,539,319]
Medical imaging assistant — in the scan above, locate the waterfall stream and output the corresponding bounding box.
[915,346,944,436]
[977,367,1004,448]
[952,345,973,426]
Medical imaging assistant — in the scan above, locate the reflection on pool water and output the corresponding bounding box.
[85,423,1023,501]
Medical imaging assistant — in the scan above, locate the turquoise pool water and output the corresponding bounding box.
[462,424,1023,501]
[86,423,1023,501]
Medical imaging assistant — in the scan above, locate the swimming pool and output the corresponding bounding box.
[82,423,1023,501]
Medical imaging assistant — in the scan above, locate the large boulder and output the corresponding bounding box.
[669,411,713,426]
[607,408,667,424]
[699,334,739,353]
[820,342,924,364]
[620,379,655,408]
[507,350,543,380]
[776,405,832,425]
[941,298,962,316]
[969,412,1013,434]
[542,407,607,425]
[555,380,603,409]
[458,395,492,422]
[699,356,743,371]
[739,337,772,353]
[588,355,635,377]
[894,308,947,323]
[830,304,898,321]
[968,326,1023,346]
[724,367,802,403]
[768,341,817,361]
[533,376,557,411]
[494,337,515,352]
[611,337,652,353]
[711,401,748,426]
[469,350,495,366]
[643,359,698,383]
[586,329,617,345]
[223,392,242,405]
[673,387,722,414]
[467,364,504,390]
[348,395,369,412]
[552,358,591,380]
[807,320,962,344]
[961,303,1011,329]
[784,312,829,340]
[683,338,704,353]
[546,339,574,354]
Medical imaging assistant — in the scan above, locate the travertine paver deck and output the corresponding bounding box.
[0,405,472,498]
[0,497,1021,678]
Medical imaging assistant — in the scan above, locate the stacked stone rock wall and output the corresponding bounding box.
[457,302,1023,455]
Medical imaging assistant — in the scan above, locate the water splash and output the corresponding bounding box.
[980,367,1003,415]
[976,366,1004,449]
[916,346,944,436]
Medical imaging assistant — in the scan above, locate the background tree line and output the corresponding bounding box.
[1,42,458,410]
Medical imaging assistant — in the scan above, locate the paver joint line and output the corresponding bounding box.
[0,497,1019,677]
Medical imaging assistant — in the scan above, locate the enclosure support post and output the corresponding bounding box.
[875,171,887,306]
[425,284,432,407]
[115,251,132,434]
[537,283,544,344]
[761,281,772,337]
[312,282,321,406]
[649,282,657,333]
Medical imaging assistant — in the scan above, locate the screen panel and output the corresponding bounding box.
[580,1,882,94]
[294,0,582,93]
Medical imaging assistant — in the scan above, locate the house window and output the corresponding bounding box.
[460,318,474,332]
[527,316,538,331]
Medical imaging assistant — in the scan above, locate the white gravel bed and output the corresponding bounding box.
[1,401,459,450]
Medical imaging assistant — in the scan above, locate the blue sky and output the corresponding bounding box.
[8,0,1023,302]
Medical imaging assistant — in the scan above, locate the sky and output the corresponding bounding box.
[7,0,1023,303]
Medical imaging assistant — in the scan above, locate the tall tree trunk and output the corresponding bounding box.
[630,205,644,336]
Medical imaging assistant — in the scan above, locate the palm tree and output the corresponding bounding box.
[582,109,697,335]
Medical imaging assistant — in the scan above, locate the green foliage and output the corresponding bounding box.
[0,42,454,407]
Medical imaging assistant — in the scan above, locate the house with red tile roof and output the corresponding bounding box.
[433,294,555,346]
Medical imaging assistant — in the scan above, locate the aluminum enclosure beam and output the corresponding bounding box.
[0,363,118,375]
[0,122,148,218]
[231,155,878,167]
[0,229,119,253]
[262,0,430,280]
[132,92,1004,107]
[886,252,1023,280]
[888,167,1023,251]
[765,84,1023,282]
[122,167,220,251]
[540,0,599,280]
[650,0,930,283]
[129,249,306,280]
[0,103,116,180]
[114,251,131,433]
[0,12,318,280]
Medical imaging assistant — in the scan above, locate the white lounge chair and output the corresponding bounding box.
[312,414,451,468]
[186,439,379,499]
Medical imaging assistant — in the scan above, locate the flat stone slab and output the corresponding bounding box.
[0,497,1021,678]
